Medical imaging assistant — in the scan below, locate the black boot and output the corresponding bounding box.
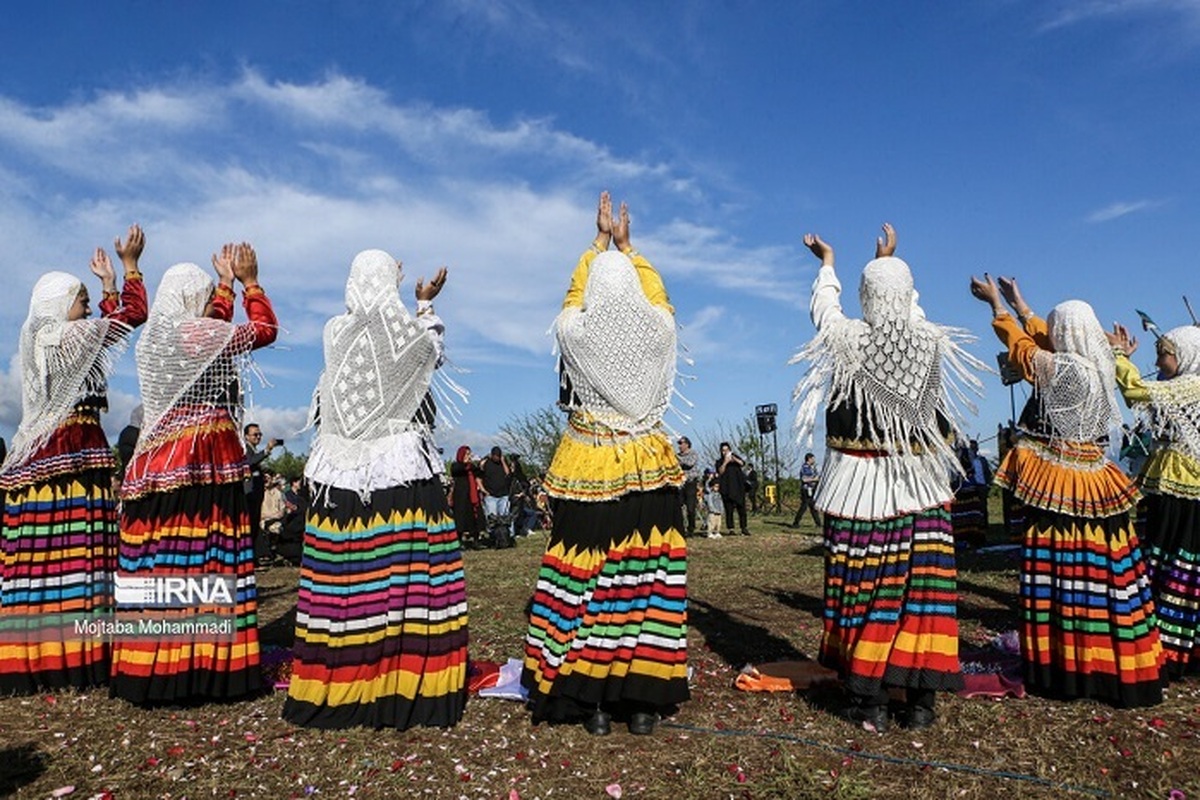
[583,707,612,736]
[840,689,889,732]
[904,689,936,730]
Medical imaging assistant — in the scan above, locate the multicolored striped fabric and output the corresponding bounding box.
[1021,508,1163,706]
[110,412,261,705]
[1139,494,1200,679]
[523,488,689,722]
[0,412,115,694]
[820,505,964,697]
[283,480,468,730]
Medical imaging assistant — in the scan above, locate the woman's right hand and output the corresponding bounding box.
[997,276,1032,318]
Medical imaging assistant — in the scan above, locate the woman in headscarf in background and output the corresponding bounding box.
[450,445,487,549]
[1110,321,1200,678]
[523,192,688,737]
[792,224,985,732]
[0,226,147,694]
[970,275,1163,707]
[282,250,468,730]
[111,242,277,705]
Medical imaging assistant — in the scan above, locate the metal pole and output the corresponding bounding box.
[772,424,780,513]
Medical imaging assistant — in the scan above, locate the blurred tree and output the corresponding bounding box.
[498,406,566,475]
[266,449,308,481]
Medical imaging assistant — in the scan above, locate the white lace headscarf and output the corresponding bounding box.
[556,250,676,431]
[1134,325,1200,462]
[1165,325,1200,377]
[1032,299,1122,443]
[305,249,451,498]
[317,249,439,440]
[130,263,255,465]
[1,271,131,474]
[792,256,984,471]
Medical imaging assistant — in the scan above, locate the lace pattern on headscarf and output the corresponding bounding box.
[791,257,985,474]
[128,264,255,479]
[1,271,132,475]
[556,251,676,435]
[1030,300,1122,444]
[304,249,465,500]
[1134,326,1200,462]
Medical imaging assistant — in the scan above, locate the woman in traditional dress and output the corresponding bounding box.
[0,228,147,694]
[523,192,689,737]
[450,445,488,549]
[111,242,277,705]
[282,250,468,730]
[791,224,985,732]
[1110,322,1200,678]
[969,275,1163,707]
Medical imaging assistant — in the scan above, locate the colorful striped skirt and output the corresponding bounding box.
[1138,493,1200,679]
[1020,507,1163,706]
[950,484,989,547]
[0,415,116,694]
[522,487,689,723]
[820,505,963,698]
[282,479,468,730]
[110,480,261,705]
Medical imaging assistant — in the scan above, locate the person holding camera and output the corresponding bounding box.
[244,423,282,566]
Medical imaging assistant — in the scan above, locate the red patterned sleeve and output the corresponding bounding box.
[240,285,278,350]
[209,283,236,322]
[100,275,149,328]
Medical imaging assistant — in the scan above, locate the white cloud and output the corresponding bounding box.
[1085,199,1163,222]
[0,69,801,443]
[1038,0,1200,34]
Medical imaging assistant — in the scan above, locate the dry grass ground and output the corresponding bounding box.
[3,504,1199,799]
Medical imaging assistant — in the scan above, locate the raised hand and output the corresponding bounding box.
[114,224,145,272]
[212,243,236,285]
[232,242,259,287]
[803,233,834,266]
[997,276,1032,318]
[1105,322,1138,356]
[415,266,448,302]
[969,273,1004,313]
[592,191,612,252]
[874,223,896,258]
[612,201,632,252]
[90,247,117,292]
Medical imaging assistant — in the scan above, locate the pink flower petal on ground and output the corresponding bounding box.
[51,787,74,798]
[605,783,623,799]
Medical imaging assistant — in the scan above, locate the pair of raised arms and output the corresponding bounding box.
[802,222,897,267]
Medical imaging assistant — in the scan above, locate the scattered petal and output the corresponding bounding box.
[605,784,623,799]
[51,787,75,798]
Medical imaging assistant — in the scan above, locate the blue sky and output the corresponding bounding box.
[1,1,1198,466]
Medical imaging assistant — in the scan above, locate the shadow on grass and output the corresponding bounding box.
[0,742,48,796]
[688,596,805,667]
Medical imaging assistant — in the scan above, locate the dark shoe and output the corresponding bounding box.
[583,709,612,736]
[741,529,751,536]
[905,705,936,730]
[839,703,889,733]
[628,711,658,735]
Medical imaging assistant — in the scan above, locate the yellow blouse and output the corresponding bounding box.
[562,248,673,313]
[1115,354,1200,499]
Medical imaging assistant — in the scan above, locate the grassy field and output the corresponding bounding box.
[2,506,1198,799]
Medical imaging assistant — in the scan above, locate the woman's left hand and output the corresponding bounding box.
[416,266,448,301]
